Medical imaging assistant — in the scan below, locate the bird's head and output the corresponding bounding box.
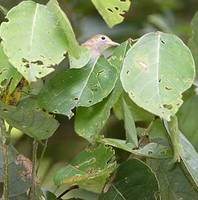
[82,34,119,53]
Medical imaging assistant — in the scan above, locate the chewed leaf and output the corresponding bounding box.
[121,32,195,121]
[54,144,116,193]
[91,0,131,27]
[0,1,80,82]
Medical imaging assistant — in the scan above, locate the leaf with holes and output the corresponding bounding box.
[91,0,131,27]
[54,144,116,193]
[0,44,22,93]
[189,11,198,77]
[38,56,117,118]
[75,42,129,141]
[0,1,80,82]
[0,101,59,140]
[121,32,195,121]
[99,159,159,200]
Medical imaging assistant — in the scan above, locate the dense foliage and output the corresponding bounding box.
[0,0,198,199]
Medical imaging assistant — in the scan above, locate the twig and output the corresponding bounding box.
[30,139,38,200]
[36,139,48,174]
[0,119,9,200]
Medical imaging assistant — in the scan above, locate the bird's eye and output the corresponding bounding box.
[101,36,106,40]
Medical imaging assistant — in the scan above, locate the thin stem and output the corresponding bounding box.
[0,119,9,200]
[36,139,48,174]
[30,139,38,200]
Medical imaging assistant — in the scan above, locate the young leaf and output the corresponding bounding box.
[91,0,131,27]
[189,11,198,77]
[122,97,138,146]
[121,32,195,121]
[0,1,80,82]
[0,101,59,140]
[38,56,117,118]
[54,144,116,193]
[99,159,159,200]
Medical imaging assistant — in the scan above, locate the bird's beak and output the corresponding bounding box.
[108,41,120,46]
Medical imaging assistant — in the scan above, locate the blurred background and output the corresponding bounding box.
[0,0,198,192]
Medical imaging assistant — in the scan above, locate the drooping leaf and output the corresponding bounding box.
[148,159,198,200]
[54,144,116,193]
[164,121,198,188]
[0,1,80,82]
[189,11,198,77]
[121,32,195,121]
[0,101,59,140]
[47,0,80,58]
[100,138,171,159]
[99,159,159,200]
[177,95,198,151]
[91,0,131,27]
[38,56,117,118]
[0,44,22,93]
[74,42,129,141]
[122,97,138,146]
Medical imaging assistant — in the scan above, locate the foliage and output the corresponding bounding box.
[0,0,198,199]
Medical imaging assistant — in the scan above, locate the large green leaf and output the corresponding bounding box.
[148,159,198,200]
[38,56,117,118]
[91,0,131,27]
[0,101,59,140]
[54,144,116,193]
[0,1,80,82]
[189,11,198,77]
[99,159,159,200]
[74,42,129,141]
[121,32,195,121]
[177,95,198,151]
[0,44,21,93]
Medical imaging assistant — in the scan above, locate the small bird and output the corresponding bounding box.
[82,34,119,59]
[69,34,119,68]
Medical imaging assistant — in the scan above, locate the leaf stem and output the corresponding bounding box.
[0,119,9,200]
[30,139,38,200]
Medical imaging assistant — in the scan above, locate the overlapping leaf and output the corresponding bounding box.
[54,144,116,193]
[75,42,129,141]
[121,32,195,120]
[0,101,59,140]
[91,0,131,27]
[99,159,159,200]
[0,0,80,82]
[38,56,117,118]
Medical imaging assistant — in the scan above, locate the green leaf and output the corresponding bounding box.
[122,97,138,146]
[91,0,131,27]
[47,0,80,58]
[100,138,171,159]
[54,144,116,193]
[99,159,159,200]
[74,42,129,141]
[121,32,195,121]
[0,1,80,82]
[177,95,198,151]
[113,94,154,122]
[38,56,117,117]
[0,101,59,140]
[189,11,198,77]
[0,44,22,93]
[148,159,198,200]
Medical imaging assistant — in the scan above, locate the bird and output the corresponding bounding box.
[82,34,119,59]
[69,34,119,68]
